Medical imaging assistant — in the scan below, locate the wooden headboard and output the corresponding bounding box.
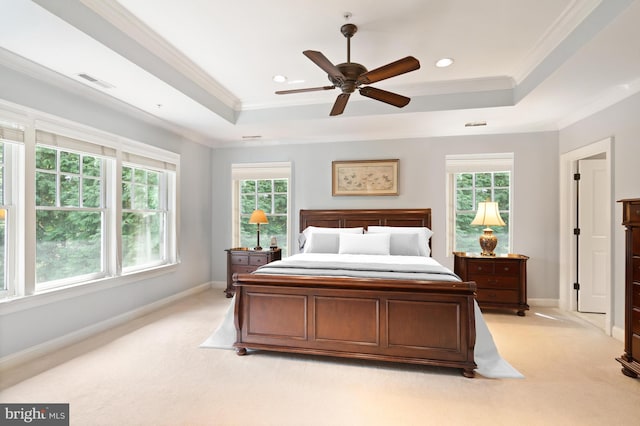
[299,208,432,232]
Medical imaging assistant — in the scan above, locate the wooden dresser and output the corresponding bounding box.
[224,248,281,298]
[617,198,640,378]
[453,252,529,316]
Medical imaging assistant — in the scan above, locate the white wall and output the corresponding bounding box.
[211,131,559,301]
[0,64,213,359]
[559,91,640,328]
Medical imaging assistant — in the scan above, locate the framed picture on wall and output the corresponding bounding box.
[332,159,399,196]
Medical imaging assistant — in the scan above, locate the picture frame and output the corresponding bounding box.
[332,159,399,196]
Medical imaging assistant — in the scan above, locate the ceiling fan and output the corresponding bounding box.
[275,23,420,116]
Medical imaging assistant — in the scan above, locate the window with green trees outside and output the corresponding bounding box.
[239,179,288,256]
[454,171,510,255]
[122,165,166,270]
[35,145,105,284]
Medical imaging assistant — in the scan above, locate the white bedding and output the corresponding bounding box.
[255,253,461,281]
[202,253,524,379]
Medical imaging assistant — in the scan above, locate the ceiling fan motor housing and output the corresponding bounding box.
[330,62,367,93]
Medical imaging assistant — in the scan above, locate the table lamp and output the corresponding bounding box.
[471,201,505,256]
[249,209,268,250]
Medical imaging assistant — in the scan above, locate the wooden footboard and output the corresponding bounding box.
[233,273,477,377]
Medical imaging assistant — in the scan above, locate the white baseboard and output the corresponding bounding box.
[0,282,213,372]
[528,298,559,307]
[611,325,624,342]
[210,280,226,290]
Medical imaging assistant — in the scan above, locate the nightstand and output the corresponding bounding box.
[453,252,529,316]
[224,248,281,297]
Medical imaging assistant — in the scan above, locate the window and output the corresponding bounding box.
[0,106,179,301]
[0,122,24,298]
[35,145,107,286]
[122,164,169,271]
[446,154,513,256]
[239,179,288,252]
[232,163,291,256]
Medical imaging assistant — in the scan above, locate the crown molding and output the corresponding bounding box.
[80,0,241,111]
[513,0,601,84]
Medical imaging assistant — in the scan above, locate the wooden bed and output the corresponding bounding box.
[232,209,478,377]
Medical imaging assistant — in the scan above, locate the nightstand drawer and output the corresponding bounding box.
[250,255,269,266]
[469,275,520,289]
[231,254,249,265]
[494,261,520,276]
[476,288,519,304]
[232,265,256,274]
[468,261,494,274]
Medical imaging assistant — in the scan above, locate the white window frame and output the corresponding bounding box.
[0,123,25,299]
[446,153,514,256]
[0,102,180,307]
[120,161,173,273]
[231,162,291,256]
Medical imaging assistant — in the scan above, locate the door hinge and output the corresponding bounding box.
[574,173,581,180]
[573,228,580,235]
[574,282,580,290]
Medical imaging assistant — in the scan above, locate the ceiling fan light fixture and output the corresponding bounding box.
[272,75,287,83]
[435,58,454,68]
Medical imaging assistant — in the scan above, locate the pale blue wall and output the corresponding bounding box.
[211,132,560,300]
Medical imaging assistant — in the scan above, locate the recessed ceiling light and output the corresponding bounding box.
[273,75,287,83]
[435,58,454,68]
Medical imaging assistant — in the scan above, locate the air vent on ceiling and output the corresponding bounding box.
[76,73,115,89]
[464,121,487,127]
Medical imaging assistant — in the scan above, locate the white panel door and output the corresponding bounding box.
[577,159,608,313]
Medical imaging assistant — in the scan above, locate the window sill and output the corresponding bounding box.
[0,263,178,316]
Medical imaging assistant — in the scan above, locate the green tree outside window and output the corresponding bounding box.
[35,146,105,283]
[240,179,288,256]
[455,171,510,255]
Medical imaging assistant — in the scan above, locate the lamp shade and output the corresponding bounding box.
[471,201,505,227]
[249,209,268,225]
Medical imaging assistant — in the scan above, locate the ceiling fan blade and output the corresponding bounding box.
[303,50,346,82]
[276,85,335,95]
[357,56,420,85]
[359,86,411,108]
[330,93,350,116]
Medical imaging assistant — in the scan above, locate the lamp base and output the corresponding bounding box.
[254,246,263,251]
[478,228,498,256]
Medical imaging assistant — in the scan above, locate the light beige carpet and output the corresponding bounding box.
[1,288,639,426]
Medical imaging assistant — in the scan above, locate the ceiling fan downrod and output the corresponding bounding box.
[341,23,357,63]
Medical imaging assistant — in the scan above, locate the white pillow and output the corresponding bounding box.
[338,233,391,255]
[299,226,364,251]
[304,233,340,253]
[367,226,433,256]
[388,233,421,256]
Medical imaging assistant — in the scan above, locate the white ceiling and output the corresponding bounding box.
[1,0,640,147]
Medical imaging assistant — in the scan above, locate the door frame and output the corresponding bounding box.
[559,137,613,333]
